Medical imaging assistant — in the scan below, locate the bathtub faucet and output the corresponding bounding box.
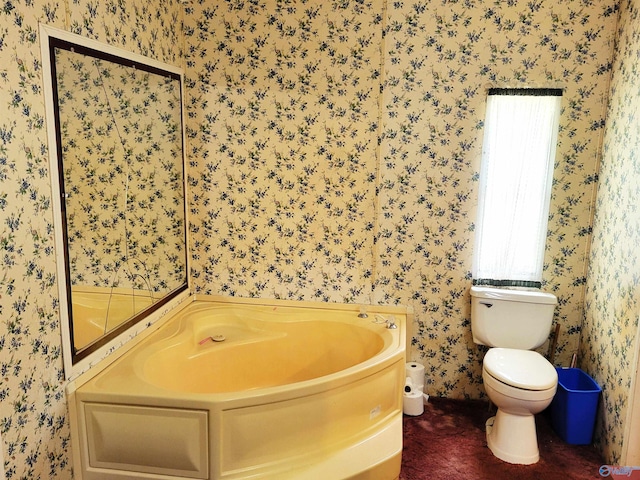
[374,314,398,329]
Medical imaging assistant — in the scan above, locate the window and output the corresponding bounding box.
[473,89,561,287]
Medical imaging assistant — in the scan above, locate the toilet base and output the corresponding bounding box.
[486,410,539,465]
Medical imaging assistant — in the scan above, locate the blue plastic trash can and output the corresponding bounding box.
[549,367,601,445]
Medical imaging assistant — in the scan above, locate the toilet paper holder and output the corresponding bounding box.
[404,377,415,394]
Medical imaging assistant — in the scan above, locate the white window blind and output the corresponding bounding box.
[473,89,561,286]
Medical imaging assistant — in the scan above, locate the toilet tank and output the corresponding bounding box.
[470,286,557,350]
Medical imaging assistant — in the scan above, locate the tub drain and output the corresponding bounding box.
[198,334,226,345]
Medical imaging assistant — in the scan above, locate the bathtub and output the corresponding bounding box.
[69,296,408,480]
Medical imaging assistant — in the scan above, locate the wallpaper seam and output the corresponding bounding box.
[370,0,389,304]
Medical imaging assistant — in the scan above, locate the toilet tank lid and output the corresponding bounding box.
[470,286,557,305]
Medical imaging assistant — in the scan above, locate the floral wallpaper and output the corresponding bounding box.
[581,0,640,465]
[183,0,383,304]
[0,0,184,478]
[0,0,636,477]
[184,0,616,396]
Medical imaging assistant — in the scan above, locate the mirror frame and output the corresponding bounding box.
[40,25,190,378]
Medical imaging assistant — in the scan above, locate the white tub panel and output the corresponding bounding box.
[84,403,209,479]
[218,360,402,478]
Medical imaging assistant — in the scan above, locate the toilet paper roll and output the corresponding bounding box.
[403,390,424,416]
[406,362,425,392]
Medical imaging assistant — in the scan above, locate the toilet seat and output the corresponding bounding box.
[484,348,557,391]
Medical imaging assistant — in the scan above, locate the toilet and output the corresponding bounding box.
[470,286,558,465]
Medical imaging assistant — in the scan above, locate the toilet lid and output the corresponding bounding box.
[484,348,557,391]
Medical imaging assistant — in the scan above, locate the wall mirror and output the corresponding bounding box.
[41,26,189,377]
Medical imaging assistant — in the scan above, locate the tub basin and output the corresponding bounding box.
[141,316,384,393]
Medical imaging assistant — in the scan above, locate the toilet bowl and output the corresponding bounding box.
[482,348,558,464]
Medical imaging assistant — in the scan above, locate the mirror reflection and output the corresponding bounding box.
[49,38,188,363]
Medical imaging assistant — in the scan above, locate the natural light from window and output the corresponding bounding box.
[473,89,561,285]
